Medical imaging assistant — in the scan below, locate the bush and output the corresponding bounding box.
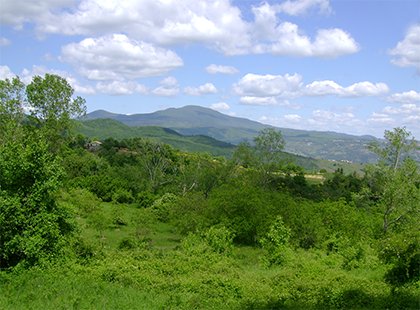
[151,193,178,222]
[203,225,234,255]
[112,188,134,204]
[260,216,292,266]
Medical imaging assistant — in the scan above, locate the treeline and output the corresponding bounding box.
[0,74,419,308]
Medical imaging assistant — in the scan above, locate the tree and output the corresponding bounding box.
[0,77,26,144]
[368,127,419,233]
[26,74,86,149]
[0,74,86,268]
[369,127,416,172]
[367,128,420,287]
[233,128,286,186]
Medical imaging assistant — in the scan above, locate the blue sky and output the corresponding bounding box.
[1,0,419,138]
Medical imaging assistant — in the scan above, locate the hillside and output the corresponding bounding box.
[76,119,235,157]
[78,119,370,173]
[84,105,380,163]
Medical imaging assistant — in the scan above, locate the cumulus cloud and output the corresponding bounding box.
[0,65,16,79]
[275,0,332,16]
[96,81,148,95]
[206,64,239,74]
[389,24,420,71]
[240,96,288,106]
[305,80,389,97]
[6,0,358,58]
[0,0,74,28]
[368,112,394,125]
[152,76,179,97]
[234,73,302,97]
[184,83,217,96]
[60,34,183,81]
[234,73,387,105]
[210,102,230,111]
[387,90,420,104]
[251,3,358,57]
[284,114,302,123]
[35,0,251,55]
[383,103,420,116]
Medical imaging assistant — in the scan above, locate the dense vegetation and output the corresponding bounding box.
[1,75,419,309]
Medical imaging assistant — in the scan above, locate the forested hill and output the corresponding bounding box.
[76,118,330,172]
[85,105,379,163]
[76,118,236,157]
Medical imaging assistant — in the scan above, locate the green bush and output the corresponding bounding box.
[151,193,178,222]
[260,216,292,266]
[112,188,134,204]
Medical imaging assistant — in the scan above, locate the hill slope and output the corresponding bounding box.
[84,105,379,163]
[76,119,235,157]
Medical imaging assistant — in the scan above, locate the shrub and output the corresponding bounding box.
[203,225,234,255]
[260,216,292,266]
[151,193,178,222]
[112,188,134,204]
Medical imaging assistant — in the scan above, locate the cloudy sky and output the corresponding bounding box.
[1,0,419,138]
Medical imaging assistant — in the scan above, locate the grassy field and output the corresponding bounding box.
[1,191,418,309]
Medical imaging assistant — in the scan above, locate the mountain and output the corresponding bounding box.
[83,105,380,163]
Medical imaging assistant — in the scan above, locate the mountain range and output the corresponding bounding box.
[83,105,379,163]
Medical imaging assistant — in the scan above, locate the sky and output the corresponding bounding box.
[0,0,419,138]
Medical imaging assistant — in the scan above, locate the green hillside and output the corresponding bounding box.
[84,105,381,163]
[76,119,235,157]
[76,118,368,173]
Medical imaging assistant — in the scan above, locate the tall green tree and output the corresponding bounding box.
[0,74,86,268]
[233,128,286,186]
[368,127,419,233]
[26,74,86,149]
[369,127,417,172]
[366,127,420,287]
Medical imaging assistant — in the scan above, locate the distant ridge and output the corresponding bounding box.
[85,105,265,132]
[84,105,380,163]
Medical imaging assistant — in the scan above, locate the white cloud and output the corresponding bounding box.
[210,102,230,111]
[184,83,217,96]
[159,76,178,87]
[251,3,358,57]
[387,90,420,104]
[0,0,74,28]
[305,80,389,97]
[383,103,420,116]
[390,24,420,71]
[368,112,394,125]
[266,26,358,57]
[275,0,332,16]
[60,34,183,81]
[311,28,359,57]
[234,73,302,97]
[240,96,283,106]
[36,0,251,55]
[0,37,10,46]
[234,74,387,105]
[206,64,238,74]
[8,0,358,58]
[96,81,148,95]
[0,65,16,79]
[152,76,179,97]
[284,114,302,123]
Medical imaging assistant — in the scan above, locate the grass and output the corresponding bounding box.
[1,193,419,309]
